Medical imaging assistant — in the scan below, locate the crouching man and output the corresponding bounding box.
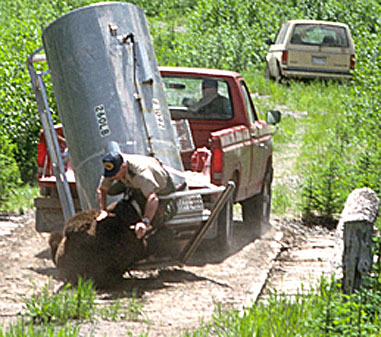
[96,151,177,240]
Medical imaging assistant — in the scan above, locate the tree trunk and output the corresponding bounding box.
[335,188,379,294]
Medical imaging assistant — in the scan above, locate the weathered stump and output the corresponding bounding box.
[336,188,379,294]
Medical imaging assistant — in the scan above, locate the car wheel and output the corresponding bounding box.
[264,63,271,80]
[273,64,282,83]
[216,193,234,250]
[241,166,273,239]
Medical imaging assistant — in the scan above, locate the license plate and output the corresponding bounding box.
[176,195,204,214]
[312,56,326,65]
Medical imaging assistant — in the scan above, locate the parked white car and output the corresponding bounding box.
[265,20,355,81]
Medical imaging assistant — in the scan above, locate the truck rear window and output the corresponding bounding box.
[162,76,233,120]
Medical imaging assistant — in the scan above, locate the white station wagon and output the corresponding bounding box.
[265,20,355,81]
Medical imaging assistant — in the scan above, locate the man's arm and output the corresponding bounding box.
[96,184,109,221]
[96,184,109,210]
[134,191,159,239]
[143,191,159,221]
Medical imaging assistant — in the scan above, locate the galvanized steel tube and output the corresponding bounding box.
[42,2,184,210]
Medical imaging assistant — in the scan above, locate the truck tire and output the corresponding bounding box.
[241,166,273,239]
[216,194,234,250]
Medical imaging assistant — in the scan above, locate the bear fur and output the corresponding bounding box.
[49,199,146,288]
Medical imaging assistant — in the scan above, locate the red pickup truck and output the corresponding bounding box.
[161,67,280,231]
[35,66,280,248]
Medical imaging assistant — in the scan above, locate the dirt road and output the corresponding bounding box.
[0,207,339,336]
[0,101,341,336]
[0,108,342,336]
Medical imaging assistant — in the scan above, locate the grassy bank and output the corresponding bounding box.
[244,71,352,218]
[1,275,380,336]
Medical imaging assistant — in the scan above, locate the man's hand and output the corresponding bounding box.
[96,210,108,222]
[131,222,147,239]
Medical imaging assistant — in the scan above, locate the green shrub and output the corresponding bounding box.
[0,134,21,207]
[169,0,286,71]
[0,0,75,182]
[130,0,197,17]
[300,27,380,218]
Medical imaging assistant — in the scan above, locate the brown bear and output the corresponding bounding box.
[49,199,146,288]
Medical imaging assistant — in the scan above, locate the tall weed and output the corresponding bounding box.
[24,278,96,324]
[98,291,146,322]
[0,320,80,337]
[183,277,381,336]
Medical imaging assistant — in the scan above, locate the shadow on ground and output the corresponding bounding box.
[31,219,263,296]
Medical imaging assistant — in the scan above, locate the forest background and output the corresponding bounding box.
[0,0,379,221]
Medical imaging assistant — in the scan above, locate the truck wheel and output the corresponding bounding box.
[216,194,234,250]
[241,167,273,239]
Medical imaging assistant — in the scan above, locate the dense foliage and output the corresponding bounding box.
[152,0,380,219]
[0,134,21,207]
[0,0,380,219]
[0,0,74,183]
[300,25,380,218]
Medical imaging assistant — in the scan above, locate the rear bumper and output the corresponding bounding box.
[34,197,82,232]
[282,66,352,79]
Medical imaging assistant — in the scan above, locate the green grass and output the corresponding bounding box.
[0,184,39,215]
[245,71,351,216]
[1,275,379,337]
[271,183,294,215]
[98,291,148,322]
[181,277,381,337]
[24,278,96,325]
[0,320,80,337]
[1,278,149,336]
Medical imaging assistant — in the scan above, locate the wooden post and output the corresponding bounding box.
[336,188,379,294]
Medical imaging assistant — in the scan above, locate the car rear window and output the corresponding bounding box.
[290,24,349,48]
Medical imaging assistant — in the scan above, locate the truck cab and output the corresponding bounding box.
[160,67,280,203]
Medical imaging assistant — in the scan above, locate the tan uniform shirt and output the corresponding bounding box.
[99,154,168,197]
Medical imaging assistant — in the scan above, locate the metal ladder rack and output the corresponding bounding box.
[27,47,75,223]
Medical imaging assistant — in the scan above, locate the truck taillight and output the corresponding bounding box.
[281,50,288,65]
[191,147,211,173]
[37,142,47,167]
[350,55,355,70]
[212,148,223,182]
